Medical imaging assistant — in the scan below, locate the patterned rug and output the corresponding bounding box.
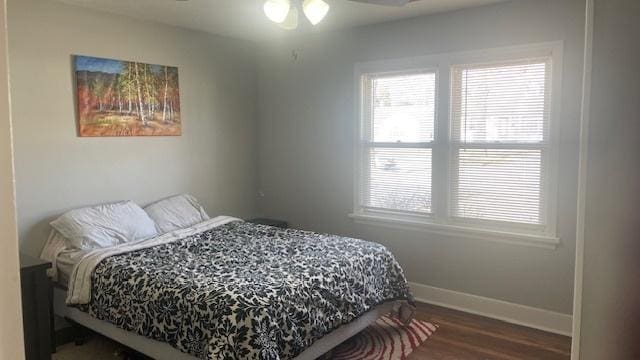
[329,315,438,360]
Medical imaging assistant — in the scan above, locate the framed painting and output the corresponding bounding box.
[74,55,181,137]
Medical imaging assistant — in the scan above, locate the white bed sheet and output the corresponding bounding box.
[56,249,87,288]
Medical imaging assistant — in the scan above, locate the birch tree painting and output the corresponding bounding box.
[75,55,181,137]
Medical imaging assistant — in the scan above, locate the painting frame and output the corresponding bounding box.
[74,55,182,137]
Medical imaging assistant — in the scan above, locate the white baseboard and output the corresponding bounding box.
[409,282,573,336]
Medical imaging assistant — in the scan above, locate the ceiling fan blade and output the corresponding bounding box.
[347,0,415,6]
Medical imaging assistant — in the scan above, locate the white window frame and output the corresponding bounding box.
[350,42,563,249]
[359,68,438,219]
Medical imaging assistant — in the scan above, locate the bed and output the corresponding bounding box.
[48,215,414,360]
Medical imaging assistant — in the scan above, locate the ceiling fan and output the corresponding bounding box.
[264,0,418,30]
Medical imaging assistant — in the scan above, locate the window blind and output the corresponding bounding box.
[450,59,551,226]
[370,73,435,143]
[362,72,436,215]
[365,148,432,213]
[452,148,542,224]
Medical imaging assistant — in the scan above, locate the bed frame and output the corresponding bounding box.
[53,287,397,360]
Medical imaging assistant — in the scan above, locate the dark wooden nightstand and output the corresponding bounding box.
[20,254,54,360]
[247,218,289,229]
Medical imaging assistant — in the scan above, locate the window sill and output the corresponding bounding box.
[348,213,560,250]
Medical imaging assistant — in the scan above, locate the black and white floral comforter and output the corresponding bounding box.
[71,219,413,359]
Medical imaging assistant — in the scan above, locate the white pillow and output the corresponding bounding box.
[144,194,210,234]
[50,201,159,250]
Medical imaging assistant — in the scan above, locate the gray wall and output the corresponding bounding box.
[579,0,640,358]
[257,0,585,314]
[8,0,259,256]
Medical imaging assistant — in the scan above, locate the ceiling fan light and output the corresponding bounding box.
[278,7,299,30]
[264,0,290,24]
[303,0,330,25]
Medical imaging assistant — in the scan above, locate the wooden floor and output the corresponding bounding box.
[53,301,571,360]
[411,302,571,360]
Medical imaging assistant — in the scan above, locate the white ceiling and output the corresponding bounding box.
[57,0,508,42]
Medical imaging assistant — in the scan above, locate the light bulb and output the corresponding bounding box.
[302,0,329,25]
[264,0,290,24]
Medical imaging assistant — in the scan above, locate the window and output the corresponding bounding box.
[450,59,551,227]
[360,71,436,216]
[353,45,560,246]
